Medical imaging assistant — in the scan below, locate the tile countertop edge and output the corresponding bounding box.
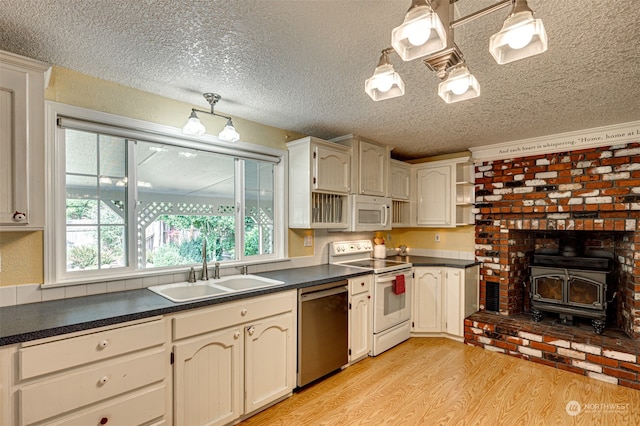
[0,265,371,346]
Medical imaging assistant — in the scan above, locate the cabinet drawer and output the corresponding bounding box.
[44,384,165,426]
[19,349,165,425]
[173,290,296,340]
[349,275,372,296]
[19,319,164,380]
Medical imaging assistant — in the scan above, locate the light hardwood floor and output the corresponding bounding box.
[241,338,640,425]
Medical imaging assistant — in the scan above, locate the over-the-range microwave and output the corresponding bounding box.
[348,194,391,232]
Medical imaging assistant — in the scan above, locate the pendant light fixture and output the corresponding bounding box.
[365,49,405,101]
[437,62,480,103]
[391,0,447,61]
[366,0,548,103]
[182,93,240,142]
[489,0,548,64]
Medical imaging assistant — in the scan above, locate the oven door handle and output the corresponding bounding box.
[376,274,408,284]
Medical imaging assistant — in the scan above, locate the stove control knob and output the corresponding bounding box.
[356,244,361,249]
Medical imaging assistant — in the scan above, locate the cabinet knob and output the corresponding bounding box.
[98,340,109,349]
[98,376,109,385]
[241,309,247,316]
[100,417,109,425]
[247,326,255,336]
[12,211,26,221]
[368,295,371,299]
[234,331,240,339]
[361,282,365,286]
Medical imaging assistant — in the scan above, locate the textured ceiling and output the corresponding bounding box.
[1,0,638,160]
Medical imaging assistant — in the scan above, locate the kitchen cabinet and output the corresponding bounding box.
[0,318,168,426]
[414,157,474,228]
[348,274,372,363]
[390,159,412,227]
[287,136,350,229]
[0,50,50,229]
[171,290,296,426]
[332,134,390,197]
[412,266,479,339]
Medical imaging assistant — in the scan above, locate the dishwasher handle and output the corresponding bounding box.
[299,285,348,302]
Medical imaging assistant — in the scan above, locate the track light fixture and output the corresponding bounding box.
[182,93,240,142]
[366,0,548,103]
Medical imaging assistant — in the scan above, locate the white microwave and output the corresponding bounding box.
[349,194,391,232]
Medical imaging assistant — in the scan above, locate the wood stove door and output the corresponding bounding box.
[566,276,604,310]
[532,274,564,304]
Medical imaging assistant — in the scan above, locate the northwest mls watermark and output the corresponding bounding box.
[566,400,630,417]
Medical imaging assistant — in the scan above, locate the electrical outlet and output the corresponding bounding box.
[303,235,313,247]
[435,233,441,242]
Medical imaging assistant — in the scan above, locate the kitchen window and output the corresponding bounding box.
[46,103,286,285]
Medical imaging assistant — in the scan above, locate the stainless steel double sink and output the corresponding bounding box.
[149,275,285,303]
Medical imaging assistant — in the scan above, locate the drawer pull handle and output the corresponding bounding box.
[361,282,365,286]
[98,340,109,349]
[100,417,109,425]
[99,376,109,385]
[247,326,255,336]
[241,309,247,316]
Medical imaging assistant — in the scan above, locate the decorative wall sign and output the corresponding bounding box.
[470,120,640,162]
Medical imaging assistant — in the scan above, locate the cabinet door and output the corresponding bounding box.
[358,141,388,196]
[412,268,442,333]
[416,165,453,227]
[313,143,351,193]
[0,67,30,225]
[173,327,243,426]
[389,161,411,200]
[244,313,295,414]
[444,269,464,337]
[349,292,371,362]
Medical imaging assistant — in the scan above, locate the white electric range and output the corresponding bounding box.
[330,240,413,356]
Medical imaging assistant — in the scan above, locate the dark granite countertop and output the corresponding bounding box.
[387,255,479,269]
[0,264,369,346]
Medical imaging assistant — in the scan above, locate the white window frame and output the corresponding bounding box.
[44,102,288,286]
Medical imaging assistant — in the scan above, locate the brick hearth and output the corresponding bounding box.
[467,142,640,389]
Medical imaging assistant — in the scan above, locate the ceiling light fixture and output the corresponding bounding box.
[182,93,240,142]
[365,48,406,101]
[367,0,548,103]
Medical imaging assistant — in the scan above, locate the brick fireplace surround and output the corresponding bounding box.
[465,142,640,390]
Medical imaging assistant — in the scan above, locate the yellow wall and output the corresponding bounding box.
[382,225,475,253]
[1,66,309,286]
[0,232,44,285]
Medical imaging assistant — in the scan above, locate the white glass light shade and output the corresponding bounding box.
[182,111,206,135]
[218,119,240,142]
[365,63,405,101]
[489,11,548,64]
[391,3,447,61]
[438,65,480,103]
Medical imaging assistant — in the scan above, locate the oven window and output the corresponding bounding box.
[384,286,406,315]
[536,276,563,301]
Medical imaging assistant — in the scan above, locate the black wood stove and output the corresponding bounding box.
[529,253,614,334]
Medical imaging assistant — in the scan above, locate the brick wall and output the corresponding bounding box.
[474,142,640,339]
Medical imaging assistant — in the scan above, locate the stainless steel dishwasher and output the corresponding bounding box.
[297,280,349,387]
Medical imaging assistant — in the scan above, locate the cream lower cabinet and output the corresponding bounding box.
[0,318,168,426]
[171,290,296,426]
[412,266,479,339]
[348,274,372,363]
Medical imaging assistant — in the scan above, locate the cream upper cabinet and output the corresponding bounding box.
[287,136,350,229]
[416,164,453,227]
[332,134,390,196]
[348,274,372,363]
[412,266,479,340]
[0,50,50,228]
[414,157,474,228]
[389,159,411,200]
